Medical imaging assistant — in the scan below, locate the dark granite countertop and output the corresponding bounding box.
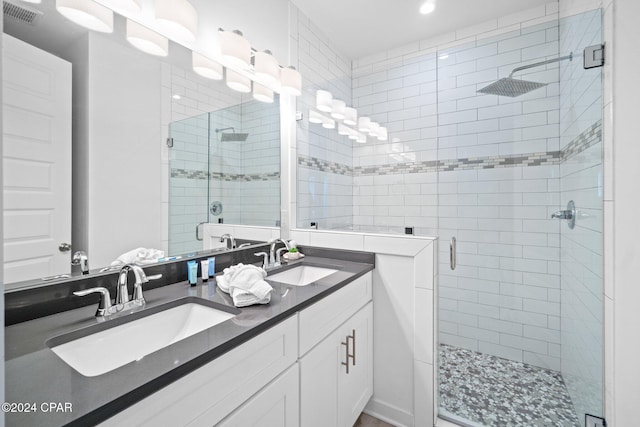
[4,251,374,427]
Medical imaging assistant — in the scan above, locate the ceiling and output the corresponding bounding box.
[290,0,554,59]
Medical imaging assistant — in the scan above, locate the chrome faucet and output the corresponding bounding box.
[267,239,291,269]
[220,233,236,250]
[74,264,161,317]
[71,251,89,275]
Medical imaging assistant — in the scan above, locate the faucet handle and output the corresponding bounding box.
[131,269,162,302]
[254,252,269,270]
[74,287,112,317]
[276,247,288,266]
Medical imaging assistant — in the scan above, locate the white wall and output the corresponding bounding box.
[82,34,163,268]
[610,0,640,425]
[0,12,5,426]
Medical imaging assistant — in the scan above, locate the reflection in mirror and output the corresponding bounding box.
[2,0,281,287]
[168,98,281,255]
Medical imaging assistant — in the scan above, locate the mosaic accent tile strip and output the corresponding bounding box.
[439,344,580,427]
[561,120,602,161]
[298,120,601,177]
[171,168,279,182]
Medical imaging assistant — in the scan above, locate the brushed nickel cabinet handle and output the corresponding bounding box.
[350,329,356,366]
[341,338,351,374]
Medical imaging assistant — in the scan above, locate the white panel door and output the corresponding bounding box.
[2,34,72,283]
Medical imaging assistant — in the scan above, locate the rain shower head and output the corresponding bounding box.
[478,53,573,97]
[215,127,249,142]
[477,78,548,97]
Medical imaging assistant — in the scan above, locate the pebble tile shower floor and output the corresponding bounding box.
[439,344,580,427]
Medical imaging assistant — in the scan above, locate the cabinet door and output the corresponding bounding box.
[300,302,374,427]
[217,364,299,427]
[299,330,341,427]
[339,302,373,427]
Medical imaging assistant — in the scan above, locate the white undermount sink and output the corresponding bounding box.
[268,265,339,286]
[49,300,237,377]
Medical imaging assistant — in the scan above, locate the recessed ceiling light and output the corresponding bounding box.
[172,94,182,99]
[420,1,436,14]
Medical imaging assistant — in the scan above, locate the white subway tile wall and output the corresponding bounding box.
[559,9,604,422]
[293,7,354,230]
[167,64,280,255]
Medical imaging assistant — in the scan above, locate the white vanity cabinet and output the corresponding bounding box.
[299,273,373,427]
[99,271,373,427]
[300,302,373,427]
[99,316,298,427]
[218,364,300,427]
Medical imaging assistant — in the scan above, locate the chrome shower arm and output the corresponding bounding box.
[509,53,573,77]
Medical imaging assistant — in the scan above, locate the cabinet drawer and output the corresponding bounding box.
[218,364,299,427]
[299,272,372,356]
[99,316,298,427]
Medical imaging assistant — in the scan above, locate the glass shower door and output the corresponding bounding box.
[436,9,604,427]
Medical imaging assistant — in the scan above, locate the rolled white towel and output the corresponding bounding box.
[111,247,165,266]
[217,264,272,307]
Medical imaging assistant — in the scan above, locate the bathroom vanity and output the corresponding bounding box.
[4,247,374,427]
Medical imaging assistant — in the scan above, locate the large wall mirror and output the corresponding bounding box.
[2,0,281,287]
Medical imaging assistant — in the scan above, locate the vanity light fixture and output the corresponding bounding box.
[309,110,324,124]
[155,0,198,43]
[20,0,42,3]
[343,107,357,126]
[358,116,371,132]
[192,52,223,80]
[321,116,335,129]
[126,19,168,56]
[252,82,274,103]
[254,50,280,86]
[99,0,141,14]
[420,0,436,14]
[280,66,302,96]
[330,99,346,120]
[357,133,367,143]
[347,130,358,140]
[219,29,251,69]
[225,68,252,93]
[316,90,333,112]
[56,0,113,33]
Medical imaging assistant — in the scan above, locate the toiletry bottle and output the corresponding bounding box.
[208,257,216,283]
[187,260,198,286]
[200,259,209,282]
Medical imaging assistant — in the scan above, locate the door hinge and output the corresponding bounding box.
[584,44,605,69]
[166,137,174,147]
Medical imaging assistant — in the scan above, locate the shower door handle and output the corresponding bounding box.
[196,222,206,241]
[450,237,456,270]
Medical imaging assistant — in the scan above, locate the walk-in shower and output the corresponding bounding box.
[296,5,605,427]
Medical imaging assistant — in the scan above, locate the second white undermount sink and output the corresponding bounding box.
[268,265,339,286]
[49,299,237,377]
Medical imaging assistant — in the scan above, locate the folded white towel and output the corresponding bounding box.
[217,264,272,307]
[111,247,165,266]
